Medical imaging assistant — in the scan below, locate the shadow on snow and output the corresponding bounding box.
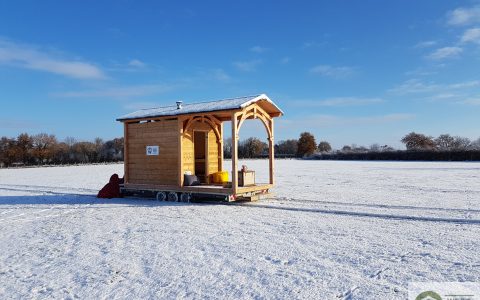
[0,186,479,225]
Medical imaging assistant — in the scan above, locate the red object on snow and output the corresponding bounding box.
[97,174,123,199]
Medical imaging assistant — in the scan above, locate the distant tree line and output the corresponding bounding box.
[223,137,270,159]
[223,133,325,159]
[0,133,124,167]
[309,131,480,161]
[224,131,480,161]
[2,130,480,167]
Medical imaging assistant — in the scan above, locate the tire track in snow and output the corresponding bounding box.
[0,182,96,224]
[0,203,92,224]
[0,186,96,197]
[0,184,98,194]
[277,196,480,214]
[0,208,52,221]
[237,202,480,225]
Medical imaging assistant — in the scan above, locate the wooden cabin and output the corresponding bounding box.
[116,94,283,201]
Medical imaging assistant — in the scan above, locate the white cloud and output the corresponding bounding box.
[52,83,176,99]
[388,79,440,94]
[233,59,262,72]
[461,27,480,44]
[250,46,268,53]
[310,64,355,78]
[294,97,384,107]
[447,6,480,26]
[460,97,480,105]
[210,68,231,82]
[414,40,438,48]
[302,41,327,49]
[389,79,480,106]
[196,68,232,83]
[448,80,480,89]
[389,79,480,95]
[280,57,290,64]
[0,39,105,79]
[426,46,463,60]
[404,67,438,77]
[128,59,146,68]
[428,93,463,101]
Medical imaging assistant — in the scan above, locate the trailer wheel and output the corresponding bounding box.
[156,191,167,201]
[180,193,191,203]
[167,192,179,202]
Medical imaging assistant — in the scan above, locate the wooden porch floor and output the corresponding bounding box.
[122,183,272,196]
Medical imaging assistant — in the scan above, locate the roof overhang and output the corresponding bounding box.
[117,93,283,122]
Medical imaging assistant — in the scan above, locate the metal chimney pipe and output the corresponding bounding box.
[176,101,183,109]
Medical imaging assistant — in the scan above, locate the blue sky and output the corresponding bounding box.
[1,1,480,149]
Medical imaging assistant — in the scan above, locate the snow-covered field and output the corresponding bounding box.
[0,160,479,299]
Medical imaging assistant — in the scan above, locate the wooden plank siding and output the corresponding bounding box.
[126,120,179,185]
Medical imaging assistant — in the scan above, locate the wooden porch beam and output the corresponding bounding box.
[268,118,275,185]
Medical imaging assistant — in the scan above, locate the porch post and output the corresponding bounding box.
[268,118,274,185]
[231,113,238,194]
[218,122,223,171]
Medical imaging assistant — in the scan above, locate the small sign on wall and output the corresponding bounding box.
[146,145,159,156]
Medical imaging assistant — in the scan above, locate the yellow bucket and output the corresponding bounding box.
[212,171,229,184]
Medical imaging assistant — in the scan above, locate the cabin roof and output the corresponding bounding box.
[117,93,283,121]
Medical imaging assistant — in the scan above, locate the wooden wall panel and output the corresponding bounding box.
[126,120,178,185]
[208,129,219,174]
[182,130,194,175]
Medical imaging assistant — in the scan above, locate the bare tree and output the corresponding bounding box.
[353,145,368,153]
[238,137,267,158]
[435,134,455,151]
[276,139,298,155]
[401,132,435,150]
[94,137,104,161]
[381,145,395,152]
[32,133,57,164]
[16,133,32,164]
[318,141,332,153]
[471,138,480,150]
[452,136,471,150]
[64,136,77,147]
[0,137,18,167]
[297,132,317,157]
[223,137,232,158]
[53,142,70,164]
[112,138,124,160]
[72,142,97,163]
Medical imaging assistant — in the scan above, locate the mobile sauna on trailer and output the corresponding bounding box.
[116,94,283,201]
